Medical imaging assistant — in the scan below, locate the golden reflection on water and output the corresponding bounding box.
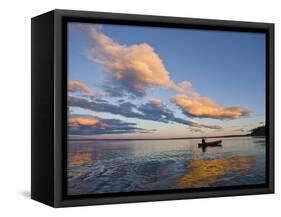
[68,152,92,165]
[175,156,256,188]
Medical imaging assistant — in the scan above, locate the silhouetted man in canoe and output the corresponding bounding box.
[202,138,206,145]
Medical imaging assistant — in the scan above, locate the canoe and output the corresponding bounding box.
[198,140,222,147]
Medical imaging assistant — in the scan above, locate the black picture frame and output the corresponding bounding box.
[31,9,274,207]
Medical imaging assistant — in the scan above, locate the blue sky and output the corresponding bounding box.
[67,22,265,139]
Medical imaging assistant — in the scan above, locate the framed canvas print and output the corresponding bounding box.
[31,9,274,207]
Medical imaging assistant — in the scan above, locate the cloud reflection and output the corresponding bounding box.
[175,156,255,188]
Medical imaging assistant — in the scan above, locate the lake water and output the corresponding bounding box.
[67,136,266,195]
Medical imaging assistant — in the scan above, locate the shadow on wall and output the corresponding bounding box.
[19,191,31,199]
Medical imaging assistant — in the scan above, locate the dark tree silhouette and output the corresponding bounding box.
[251,125,266,136]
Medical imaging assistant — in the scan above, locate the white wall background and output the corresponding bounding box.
[0,0,279,216]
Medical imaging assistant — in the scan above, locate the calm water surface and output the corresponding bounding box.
[67,137,266,195]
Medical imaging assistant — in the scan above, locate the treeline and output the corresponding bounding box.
[250,125,266,136]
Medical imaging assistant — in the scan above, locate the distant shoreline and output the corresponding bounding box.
[68,134,264,142]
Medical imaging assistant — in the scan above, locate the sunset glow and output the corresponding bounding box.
[67,22,265,139]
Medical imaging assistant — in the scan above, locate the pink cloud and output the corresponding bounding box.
[68,80,96,97]
[85,25,193,97]
[68,115,153,135]
[70,24,251,123]
[172,94,251,120]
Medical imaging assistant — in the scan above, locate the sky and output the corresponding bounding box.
[67,22,266,139]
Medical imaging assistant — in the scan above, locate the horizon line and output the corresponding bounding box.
[68,134,258,141]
